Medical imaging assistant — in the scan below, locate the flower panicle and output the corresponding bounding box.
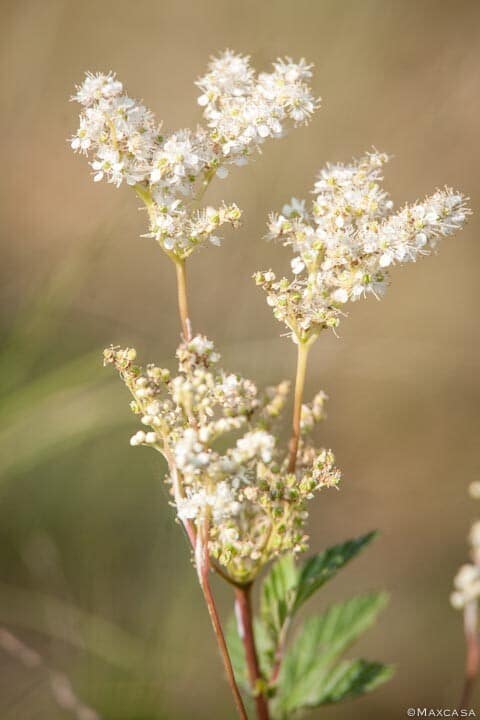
[70,52,319,259]
[103,335,337,584]
[256,150,471,342]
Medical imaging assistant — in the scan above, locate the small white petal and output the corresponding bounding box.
[257,124,270,138]
[332,288,348,304]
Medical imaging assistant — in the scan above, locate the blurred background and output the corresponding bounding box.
[1,0,479,717]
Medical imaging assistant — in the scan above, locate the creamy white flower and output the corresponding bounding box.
[290,256,305,275]
[72,72,123,106]
[72,53,318,260]
[257,151,470,340]
[105,336,339,584]
[130,430,146,446]
[177,481,241,523]
[283,198,307,218]
[196,50,319,161]
[234,430,275,464]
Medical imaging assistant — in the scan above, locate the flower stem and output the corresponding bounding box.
[460,599,479,709]
[134,186,193,343]
[135,181,245,716]
[287,340,311,473]
[175,258,192,341]
[196,532,248,720]
[235,584,270,720]
[164,455,244,717]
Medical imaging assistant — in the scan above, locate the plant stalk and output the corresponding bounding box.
[287,340,311,473]
[165,456,245,717]
[136,181,245,716]
[175,258,192,342]
[196,532,248,720]
[166,257,246,718]
[235,584,270,720]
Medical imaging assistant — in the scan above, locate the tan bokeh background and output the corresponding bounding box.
[1,0,480,717]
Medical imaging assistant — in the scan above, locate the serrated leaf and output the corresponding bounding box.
[278,592,389,712]
[258,533,378,688]
[260,554,298,640]
[316,659,393,704]
[293,532,377,612]
[254,617,275,678]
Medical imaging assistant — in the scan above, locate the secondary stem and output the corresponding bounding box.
[235,585,270,720]
[287,340,311,473]
[134,186,192,342]
[172,258,247,718]
[196,531,248,720]
[165,457,246,718]
[136,181,245,715]
[175,258,192,341]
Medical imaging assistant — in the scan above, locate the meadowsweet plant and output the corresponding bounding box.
[71,52,470,720]
[451,482,480,708]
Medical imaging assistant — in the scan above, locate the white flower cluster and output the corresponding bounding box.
[71,72,159,186]
[104,336,338,583]
[144,202,242,255]
[255,151,470,341]
[196,52,318,158]
[451,483,480,610]
[71,52,318,259]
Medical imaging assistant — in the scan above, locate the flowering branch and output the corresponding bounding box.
[254,149,469,705]
[255,151,469,341]
[71,54,470,720]
[70,52,321,720]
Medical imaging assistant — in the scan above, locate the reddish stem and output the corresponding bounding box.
[235,584,270,720]
[172,254,247,718]
[196,536,248,720]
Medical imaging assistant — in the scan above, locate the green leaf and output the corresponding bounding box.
[260,554,298,640]
[316,659,393,704]
[278,592,389,713]
[254,617,276,679]
[226,616,249,691]
[293,531,377,612]
[257,532,377,680]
